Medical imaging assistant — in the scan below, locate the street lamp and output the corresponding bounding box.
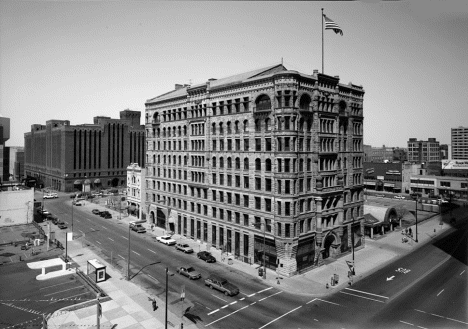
[128,261,161,281]
[251,222,266,279]
[414,195,419,243]
[165,267,174,329]
[127,220,146,280]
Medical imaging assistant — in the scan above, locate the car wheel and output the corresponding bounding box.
[197,255,201,259]
[224,291,229,296]
[205,259,209,263]
[209,285,213,289]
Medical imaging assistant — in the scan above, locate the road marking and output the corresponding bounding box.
[345,288,389,299]
[211,294,228,303]
[44,286,84,297]
[306,298,317,304]
[96,241,101,245]
[417,326,428,329]
[229,301,237,305]
[460,270,465,275]
[220,305,229,309]
[79,230,84,235]
[399,320,414,326]
[108,237,114,242]
[258,291,282,302]
[430,313,444,318]
[132,251,140,256]
[436,289,444,296]
[148,275,157,281]
[49,292,90,303]
[207,309,219,315]
[339,291,385,303]
[147,249,157,254]
[205,305,249,327]
[258,306,302,329]
[239,297,245,301]
[247,293,256,297]
[121,236,128,240]
[314,319,318,322]
[250,302,256,305]
[118,254,125,259]
[257,287,273,294]
[445,317,468,325]
[40,282,69,290]
[316,298,340,306]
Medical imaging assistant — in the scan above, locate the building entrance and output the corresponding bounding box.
[156,209,166,229]
[323,234,336,259]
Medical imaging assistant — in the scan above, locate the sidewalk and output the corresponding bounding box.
[45,196,466,328]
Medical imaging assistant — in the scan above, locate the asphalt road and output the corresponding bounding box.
[42,194,467,329]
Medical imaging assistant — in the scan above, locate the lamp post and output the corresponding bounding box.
[251,222,266,279]
[415,195,419,243]
[127,220,146,280]
[165,267,174,329]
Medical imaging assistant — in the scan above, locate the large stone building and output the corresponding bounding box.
[144,64,365,276]
[0,116,11,182]
[407,138,441,164]
[126,163,145,219]
[451,126,468,160]
[24,110,145,192]
[363,144,407,163]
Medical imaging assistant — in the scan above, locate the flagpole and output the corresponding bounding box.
[321,8,324,74]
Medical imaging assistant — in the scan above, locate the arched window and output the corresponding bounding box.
[219,157,224,168]
[227,157,232,169]
[255,119,261,132]
[227,122,232,134]
[265,118,271,131]
[299,94,312,110]
[183,126,187,136]
[255,94,271,111]
[235,121,239,133]
[265,159,272,172]
[243,120,249,132]
[244,158,249,170]
[255,158,261,171]
[219,122,224,134]
[235,157,240,170]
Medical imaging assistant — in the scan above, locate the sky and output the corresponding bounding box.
[1,0,467,148]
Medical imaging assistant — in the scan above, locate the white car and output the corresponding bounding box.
[393,195,406,200]
[43,193,58,199]
[156,235,176,246]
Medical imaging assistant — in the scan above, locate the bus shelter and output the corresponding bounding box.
[87,259,107,283]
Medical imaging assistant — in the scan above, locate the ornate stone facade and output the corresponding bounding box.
[145,64,365,277]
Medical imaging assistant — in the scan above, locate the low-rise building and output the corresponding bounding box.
[410,174,468,199]
[126,163,145,219]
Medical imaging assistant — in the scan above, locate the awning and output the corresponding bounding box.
[84,179,91,185]
[384,183,395,187]
[74,180,82,185]
[364,181,376,186]
[94,179,101,184]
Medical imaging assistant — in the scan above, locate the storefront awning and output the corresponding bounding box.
[84,179,91,185]
[94,179,101,184]
[384,183,395,187]
[74,180,82,185]
[364,181,376,186]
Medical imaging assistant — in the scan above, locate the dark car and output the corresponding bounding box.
[177,266,201,280]
[204,275,239,296]
[58,223,67,230]
[197,251,216,263]
[100,211,111,217]
[103,213,112,219]
[92,209,100,215]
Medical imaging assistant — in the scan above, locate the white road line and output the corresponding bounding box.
[108,237,114,242]
[40,282,69,290]
[258,291,282,302]
[132,251,140,256]
[399,320,414,326]
[339,291,385,303]
[148,249,157,254]
[121,236,128,240]
[229,301,237,305]
[436,289,444,296]
[460,270,465,275]
[207,309,219,316]
[49,292,90,303]
[415,309,468,325]
[430,313,445,318]
[205,305,249,327]
[445,317,468,325]
[220,305,229,309]
[306,298,317,304]
[96,241,101,245]
[316,298,340,306]
[44,286,83,297]
[239,297,245,301]
[258,306,302,329]
[79,230,84,234]
[257,287,273,294]
[247,293,256,297]
[345,287,389,299]
[118,254,125,259]
[314,319,318,322]
[414,309,427,314]
[211,294,228,303]
[417,326,428,329]
[250,302,256,305]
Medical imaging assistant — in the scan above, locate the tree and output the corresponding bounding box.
[395,205,409,227]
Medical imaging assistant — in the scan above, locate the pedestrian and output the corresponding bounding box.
[408,228,412,235]
[151,224,154,232]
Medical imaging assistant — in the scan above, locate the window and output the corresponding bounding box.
[255,177,261,190]
[277,201,282,215]
[244,139,249,151]
[285,180,291,194]
[219,174,224,185]
[285,223,291,237]
[243,214,249,226]
[265,178,272,192]
[256,138,261,151]
[236,139,241,151]
[255,158,261,171]
[212,207,217,218]
[266,159,272,172]
[212,173,217,184]
[227,139,232,151]
[255,197,261,210]
[265,138,272,151]
[244,176,249,188]
[265,199,271,212]
[244,158,249,170]
[235,193,240,205]
[235,212,241,224]
[285,202,291,216]
[440,181,451,187]
[243,195,249,207]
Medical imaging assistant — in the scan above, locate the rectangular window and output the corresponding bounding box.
[212,140,217,151]
[212,190,216,201]
[219,191,224,202]
[255,197,261,210]
[277,201,282,215]
[235,212,240,224]
[227,174,232,186]
[244,176,249,189]
[255,177,261,190]
[236,139,241,151]
[212,173,217,185]
[285,159,290,172]
[235,193,240,205]
[244,139,249,151]
[285,180,291,194]
[243,195,249,207]
[227,210,232,222]
[212,207,217,218]
[265,138,272,151]
[220,140,224,151]
[285,223,291,237]
[227,139,232,151]
[220,174,224,185]
[265,199,271,212]
[265,178,272,192]
[227,192,232,204]
[256,138,261,151]
[243,214,249,226]
[236,175,241,187]
[285,202,290,216]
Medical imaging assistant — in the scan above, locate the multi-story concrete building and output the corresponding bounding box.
[0,116,11,182]
[363,144,407,163]
[24,110,145,192]
[407,138,441,163]
[144,64,365,276]
[126,163,145,219]
[451,126,468,160]
[410,174,468,199]
[9,147,24,181]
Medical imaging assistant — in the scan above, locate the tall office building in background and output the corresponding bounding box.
[144,64,365,276]
[451,126,468,160]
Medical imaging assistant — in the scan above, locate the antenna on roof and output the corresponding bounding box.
[281,57,283,65]
[189,79,192,85]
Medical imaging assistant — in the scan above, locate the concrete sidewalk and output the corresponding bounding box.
[44,196,466,328]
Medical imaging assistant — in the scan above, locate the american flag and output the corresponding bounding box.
[323,15,343,36]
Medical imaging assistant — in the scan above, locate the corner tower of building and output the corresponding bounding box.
[144,64,365,276]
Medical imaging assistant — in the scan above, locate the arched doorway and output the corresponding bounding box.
[111,177,119,187]
[150,211,155,224]
[323,234,336,259]
[156,209,166,229]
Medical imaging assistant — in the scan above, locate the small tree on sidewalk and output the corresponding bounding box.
[395,205,409,228]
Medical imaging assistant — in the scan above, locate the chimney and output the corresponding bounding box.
[175,84,184,90]
[313,69,319,75]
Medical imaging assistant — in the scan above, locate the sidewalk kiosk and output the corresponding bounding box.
[87,259,107,283]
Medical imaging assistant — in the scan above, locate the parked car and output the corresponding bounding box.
[58,223,67,230]
[393,195,406,200]
[100,211,111,217]
[439,199,449,203]
[156,235,176,245]
[175,243,194,253]
[103,213,112,219]
[43,193,58,199]
[177,266,201,280]
[131,224,146,233]
[375,194,385,198]
[204,275,239,296]
[197,251,216,263]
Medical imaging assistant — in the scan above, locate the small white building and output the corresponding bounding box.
[126,163,145,219]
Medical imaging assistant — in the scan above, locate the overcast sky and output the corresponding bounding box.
[1,1,467,148]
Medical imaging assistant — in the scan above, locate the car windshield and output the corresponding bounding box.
[182,244,189,248]
[162,237,169,240]
[187,267,195,272]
